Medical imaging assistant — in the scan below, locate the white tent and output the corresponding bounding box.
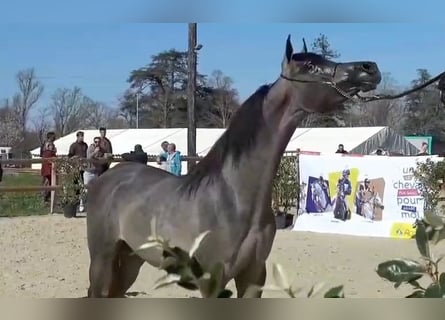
[31,126,419,174]
[286,126,419,155]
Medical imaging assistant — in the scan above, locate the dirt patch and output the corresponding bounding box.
[0,215,439,298]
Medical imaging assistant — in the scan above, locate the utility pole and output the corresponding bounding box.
[136,92,139,129]
[187,23,198,173]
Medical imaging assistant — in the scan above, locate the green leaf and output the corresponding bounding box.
[272,263,290,289]
[405,290,425,298]
[189,257,205,278]
[217,289,233,298]
[431,229,445,245]
[408,279,423,290]
[376,259,427,283]
[439,273,445,294]
[424,284,443,298]
[307,282,325,297]
[323,285,345,298]
[153,274,181,290]
[289,284,303,297]
[424,211,445,228]
[158,256,177,271]
[189,230,210,258]
[169,246,192,264]
[134,240,162,253]
[436,254,445,265]
[177,280,200,291]
[415,221,431,258]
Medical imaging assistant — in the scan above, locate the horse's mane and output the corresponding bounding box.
[180,83,271,195]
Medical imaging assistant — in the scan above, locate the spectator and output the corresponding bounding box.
[417,142,429,156]
[156,141,169,167]
[98,127,113,176]
[84,137,105,186]
[373,147,386,156]
[68,131,88,159]
[40,131,56,156]
[68,131,88,206]
[335,144,348,154]
[79,137,105,212]
[166,143,182,176]
[159,155,168,171]
[122,144,148,165]
[41,142,57,203]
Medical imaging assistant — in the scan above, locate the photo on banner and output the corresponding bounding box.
[294,154,441,238]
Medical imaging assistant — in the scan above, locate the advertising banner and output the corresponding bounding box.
[293,154,440,238]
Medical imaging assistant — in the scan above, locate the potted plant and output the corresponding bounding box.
[272,154,299,229]
[413,157,445,214]
[55,156,85,218]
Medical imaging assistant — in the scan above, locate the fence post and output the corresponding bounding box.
[50,160,56,214]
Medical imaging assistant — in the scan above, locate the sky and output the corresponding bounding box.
[1,23,445,120]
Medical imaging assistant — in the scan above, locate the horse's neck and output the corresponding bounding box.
[220,80,300,223]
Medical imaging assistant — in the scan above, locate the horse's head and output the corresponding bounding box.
[280,35,382,114]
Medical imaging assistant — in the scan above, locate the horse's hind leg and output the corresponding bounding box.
[234,262,267,298]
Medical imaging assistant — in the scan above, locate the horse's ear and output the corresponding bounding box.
[282,34,293,73]
[285,34,293,63]
[302,38,308,53]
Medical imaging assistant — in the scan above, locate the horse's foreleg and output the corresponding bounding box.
[87,252,118,297]
[234,262,267,298]
[87,241,126,298]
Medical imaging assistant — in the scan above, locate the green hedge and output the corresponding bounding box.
[272,154,299,215]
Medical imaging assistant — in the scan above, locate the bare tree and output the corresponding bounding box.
[51,87,88,136]
[0,100,21,147]
[13,68,44,139]
[345,72,406,129]
[205,70,239,128]
[31,107,52,144]
[83,99,119,129]
[106,108,129,129]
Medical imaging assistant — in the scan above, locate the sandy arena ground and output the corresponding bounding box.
[1,214,442,298]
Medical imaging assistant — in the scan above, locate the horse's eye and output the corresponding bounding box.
[306,62,318,73]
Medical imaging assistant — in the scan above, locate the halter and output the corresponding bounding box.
[280,68,445,103]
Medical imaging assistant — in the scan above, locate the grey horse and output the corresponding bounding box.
[85,35,382,298]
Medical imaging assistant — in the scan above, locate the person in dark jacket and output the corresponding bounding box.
[122,144,148,165]
[40,131,56,156]
[67,131,88,201]
[98,127,113,175]
[41,142,57,203]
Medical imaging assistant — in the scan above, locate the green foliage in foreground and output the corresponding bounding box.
[0,173,48,217]
[135,218,344,298]
[137,212,445,298]
[376,211,445,298]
